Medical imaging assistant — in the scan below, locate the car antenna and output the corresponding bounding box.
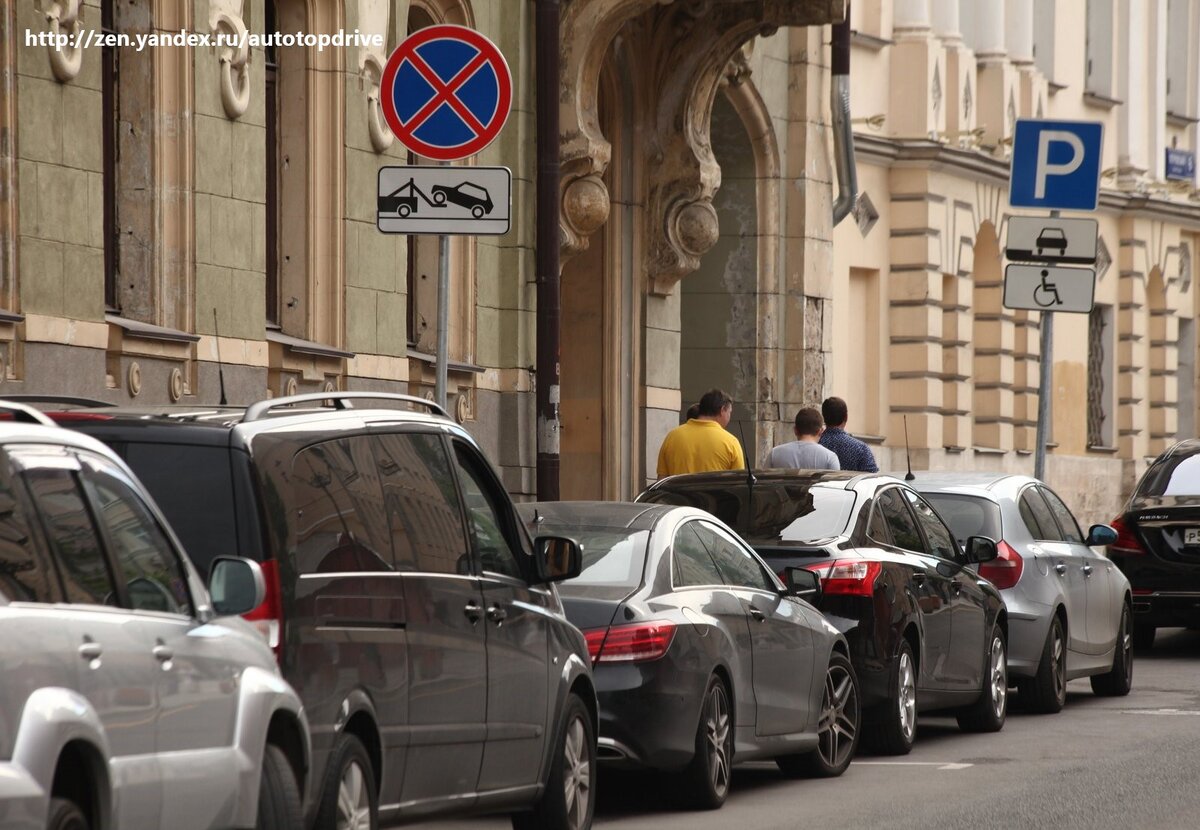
[735,416,757,486]
[903,414,915,481]
[212,308,228,406]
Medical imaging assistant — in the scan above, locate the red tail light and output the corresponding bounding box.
[583,621,676,664]
[979,541,1024,590]
[242,558,284,660]
[805,559,881,596]
[1110,515,1147,555]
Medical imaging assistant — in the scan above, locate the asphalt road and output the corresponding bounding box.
[426,627,1200,830]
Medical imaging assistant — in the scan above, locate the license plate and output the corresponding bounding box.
[1185,529,1200,546]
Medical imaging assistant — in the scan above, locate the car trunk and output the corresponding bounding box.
[558,584,640,632]
[1128,498,1200,567]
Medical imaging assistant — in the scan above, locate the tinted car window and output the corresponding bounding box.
[904,490,959,560]
[924,494,1002,546]
[375,433,468,574]
[673,522,725,588]
[876,487,924,552]
[865,498,892,545]
[1136,452,1200,497]
[453,443,524,580]
[560,529,649,587]
[698,522,775,592]
[1040,488,1084,544]
[1020,488,1061,541]
[26,468,116,606]
[81,459,192,615]
[120,442,238,577]
[291,438,393,575]
[0,458,57,603]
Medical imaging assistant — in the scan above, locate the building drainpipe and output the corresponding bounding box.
[831,4,857,226]
[535,0,561,500]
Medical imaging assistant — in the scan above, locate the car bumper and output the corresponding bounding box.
[1111,554,1200,627]
[997,591,1054,679]
[0,762,46,830]
[1128,592,1200,628]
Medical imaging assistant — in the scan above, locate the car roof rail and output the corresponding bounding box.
[0,394,115,408]
[0,401,58,427]
[243,391,449,422]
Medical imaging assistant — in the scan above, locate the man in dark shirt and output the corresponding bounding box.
[818,396,879,472]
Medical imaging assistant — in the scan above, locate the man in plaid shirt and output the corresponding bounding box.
[818,396,879,473]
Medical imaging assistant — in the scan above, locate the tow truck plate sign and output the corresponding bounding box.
[376,165,511,236]
[1005,216,1098,265]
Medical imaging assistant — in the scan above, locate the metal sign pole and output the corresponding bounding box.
[435,232,450,410]
[1034,209,1060,482]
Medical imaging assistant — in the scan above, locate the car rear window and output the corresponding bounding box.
[641,482,856,545]
[923,494,1002,546]
[119,442,239,577]
[557,528,649,588]
[1137,453,1200,497]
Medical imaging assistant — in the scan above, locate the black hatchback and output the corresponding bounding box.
[640,470,1008,755]
[1110,439,1200,650]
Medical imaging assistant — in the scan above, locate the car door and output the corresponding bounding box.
[371,430,486,806]
[874,486,954,691]
[448,438,549,794]
[904,489,988,692]
[76,451,242,829]
[1041,486,1116,655]
[696,521,814,737]
[17,450,163,829]
[1019,486,1089,654]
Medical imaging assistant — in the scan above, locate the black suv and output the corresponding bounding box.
[18,393,597,830]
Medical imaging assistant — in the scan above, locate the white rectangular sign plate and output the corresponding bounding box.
[1005,216,1098,265]
[1003,264,1096,314]
[377,165,511,236]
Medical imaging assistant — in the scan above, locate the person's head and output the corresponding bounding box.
[697,388,733,427]
[793,407,824,440]
[822,396,849,429]
[685,403,701,421]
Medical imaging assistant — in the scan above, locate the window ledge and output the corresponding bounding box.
[972,446,1006,455]
[407,348,485,375]
[1047,80,1068,94]
[943,445,967,454]
[1167,110,1200,127]
[1088,444,1120,454]
[0,309,25,325]
[107,314,200,344]
[850,30,892,51]
[1083,91,1123,110]
[265,330,354,360]
[856,433,886,446]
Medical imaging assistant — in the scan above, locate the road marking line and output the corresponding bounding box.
[854,761,974,770]
[1122,708,1200,716]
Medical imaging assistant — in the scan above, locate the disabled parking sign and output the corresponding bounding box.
[1009,119,1104,211]
[380,24,512,161]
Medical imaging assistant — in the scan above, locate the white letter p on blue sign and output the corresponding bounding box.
[1010,119,1104,211]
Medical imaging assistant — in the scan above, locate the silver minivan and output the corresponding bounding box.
[0,404,309,830]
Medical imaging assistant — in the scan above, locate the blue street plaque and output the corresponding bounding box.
[1166,148,1196,183]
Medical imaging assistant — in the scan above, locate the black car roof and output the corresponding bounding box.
[516,500,673,532]
[649,469,871,490]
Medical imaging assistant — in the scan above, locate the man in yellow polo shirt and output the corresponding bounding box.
[657,388,746,478]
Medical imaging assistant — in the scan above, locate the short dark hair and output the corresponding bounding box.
[697,388,733,417]
[822,396,848,427]
[685,403,701,421]
[794,407,824,436]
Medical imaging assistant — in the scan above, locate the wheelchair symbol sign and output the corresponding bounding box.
[1003,264,1095,314]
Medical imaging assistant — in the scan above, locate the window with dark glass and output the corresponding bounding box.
[876,487,924,553]
[865,498,892,545]
[374,432,468,574]
[1019,488,1061,542]
[672,522,725,588]
[699,522,775,592]
[1039,488,1084,544]
[452,443,523,580]
[26,468,116,606]
[80,459,192,615]
[0,460,57,603]
[903,490,959,560]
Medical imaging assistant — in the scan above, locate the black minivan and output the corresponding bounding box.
[25,392,597,830]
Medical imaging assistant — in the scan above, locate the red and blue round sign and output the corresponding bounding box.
[380,24,513,162]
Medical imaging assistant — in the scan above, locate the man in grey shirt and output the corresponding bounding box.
[766,407,841,469]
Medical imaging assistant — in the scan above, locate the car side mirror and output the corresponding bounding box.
[209,556,266,616]
[964,536,999,565]
[785,567,822,601]
[1085,524,1118,547]
[533,535,583,583]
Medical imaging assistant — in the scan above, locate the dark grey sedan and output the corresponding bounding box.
[518,502,860,810]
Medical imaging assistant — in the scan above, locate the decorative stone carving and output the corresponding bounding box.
[1180,243,1192,292]
[1095,238,1112,281]
[169,367,184,402]
[561,174,611,253]
[963,77,972,121]
[209,0,250,119]
[39,0,84,83]
[358,0,393,153]
[853,192,879,237]
[127,362,143,397]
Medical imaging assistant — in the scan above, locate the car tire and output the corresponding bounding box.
[863,639,917,756]
[47,797,88,830]
[1019,615,1067,714]
[676,674,734,810]
[257,744,303,830]
[1092,603,1134,697]
[776,651,860,778]
[512,693,595,830]
[433,191,447,205]
[957,625,1008,733]
[313,733,378,830]
[1132,621,1155,652]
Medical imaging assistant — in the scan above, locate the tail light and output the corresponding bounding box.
[979,541,1023,590]
[583,621,676,664]
[242,558,284,659]
[805,559,881,596]
[1110,515,1147,555]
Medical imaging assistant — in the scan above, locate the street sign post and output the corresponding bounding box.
[378,24,514,410]
[1005,216,1098,265]
[1003,264,1096,314]
[1009,119,1104,211]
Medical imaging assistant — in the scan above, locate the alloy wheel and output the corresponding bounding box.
[1120,609,1133,682]
[562,715,592,830]
[817,663,859,769]
[705,684,732,799]
[1052,624,1066,703]
[898,651,916,741]
[336,759,371,830]
[989,636,1008,719]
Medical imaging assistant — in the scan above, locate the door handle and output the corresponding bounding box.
[1081,564,1094,577]
[952,582,963,596]
[1054,562,1067,575]
[487,605,508,624]
[911,573,928,587]
[464,601,482,624]
[748,607,766,622]
[78,641,102,661]
[153,644,174,663]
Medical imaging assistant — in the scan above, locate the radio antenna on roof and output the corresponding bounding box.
[903,415,915,481]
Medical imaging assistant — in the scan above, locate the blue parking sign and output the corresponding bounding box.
[1009,119,1104,211]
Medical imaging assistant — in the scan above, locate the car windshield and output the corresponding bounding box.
[555,528,649,588]
[641,481,855,545]
[1137,453,1200,497]
[923,494,1002,546]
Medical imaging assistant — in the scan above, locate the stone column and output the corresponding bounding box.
[1005,0,1034,66]
[974,1,1014,149]
[934,0,976,144]
[889,0,943,138]
[1117,0,1148,182]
